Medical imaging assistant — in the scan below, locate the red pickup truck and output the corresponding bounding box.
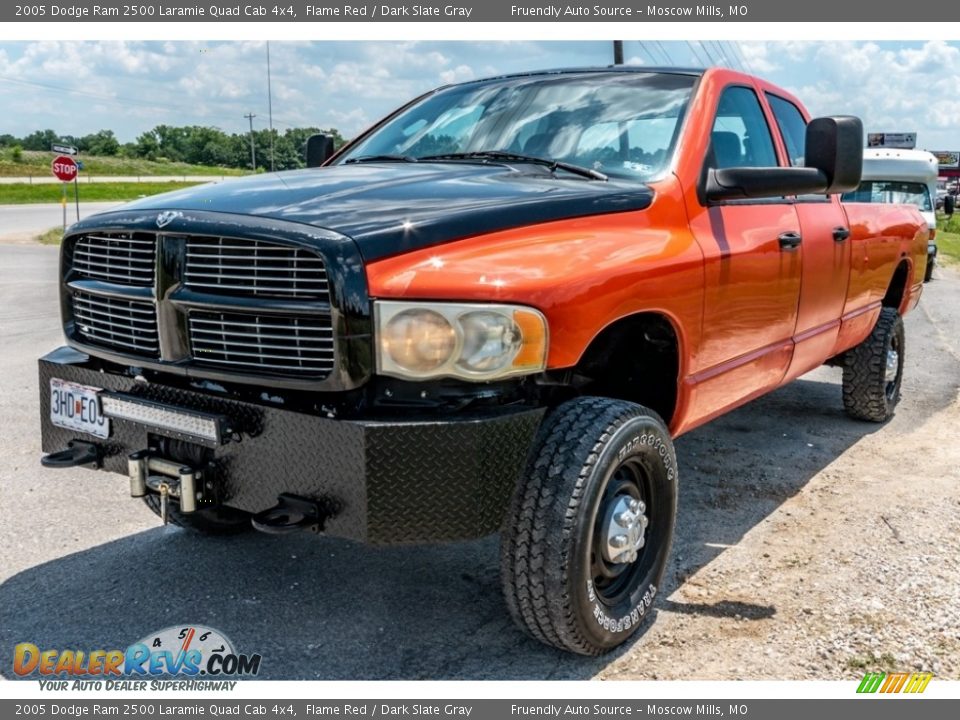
[39,67,928,656]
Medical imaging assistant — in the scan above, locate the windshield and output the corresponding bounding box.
[842,180,933,212]
[336,72,697,182]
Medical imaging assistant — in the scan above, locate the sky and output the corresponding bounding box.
[2,40,959,150]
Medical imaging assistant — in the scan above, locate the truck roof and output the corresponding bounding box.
[455,66,706,88]
[861,148,939,183]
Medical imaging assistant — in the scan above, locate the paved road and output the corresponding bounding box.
[0,202,124,236]
[0,244,957,680]
[0,176,228,184]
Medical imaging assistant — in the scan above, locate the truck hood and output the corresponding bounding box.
[115,162,653,261]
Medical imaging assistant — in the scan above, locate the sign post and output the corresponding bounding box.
[51,155,79,232]
[73,160,84,222]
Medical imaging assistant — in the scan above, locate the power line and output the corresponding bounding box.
[654,41,675,65]
[685,41,707,67]
[719,42,743,71]
[0,74,199,116]
[266,41,275,173]
[719,41,742,71]
[697,41,716,66]
[711,41,731,68]
[731,42,756,74]
[638,42,660,65]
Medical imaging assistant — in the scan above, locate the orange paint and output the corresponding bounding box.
[365,68,928,436]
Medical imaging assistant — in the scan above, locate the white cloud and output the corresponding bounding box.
[1,41,958,151]
[759,40,960,148]
[439,64,475,84]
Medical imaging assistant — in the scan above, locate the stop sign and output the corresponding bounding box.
[51,155,78,182]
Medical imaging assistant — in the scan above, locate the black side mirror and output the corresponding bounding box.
[306,134,335,167]
[704,115,864,202]
[945,194,956,216]
[804,115,863,194]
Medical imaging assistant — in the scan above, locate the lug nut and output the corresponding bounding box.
[615,511,633,527]
[629,498,640,513]
[611,535,628,549]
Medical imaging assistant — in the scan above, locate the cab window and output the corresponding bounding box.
[767,94,807,167]
[710,86,778,169]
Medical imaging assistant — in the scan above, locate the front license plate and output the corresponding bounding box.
[49,378,110,439]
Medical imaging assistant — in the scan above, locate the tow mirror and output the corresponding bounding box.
[804,115,863,194]
[306,134,335,168]
[945,194,955,216]
[705,115,863,202]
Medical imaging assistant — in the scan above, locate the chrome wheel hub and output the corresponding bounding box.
[601,496,648,565]
[885,349,899,383]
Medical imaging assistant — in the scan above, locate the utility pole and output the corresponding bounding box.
[244,113,257,171]
[266,41,275,172]
[613,40,624,65]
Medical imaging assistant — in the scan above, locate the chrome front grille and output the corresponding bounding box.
[189,311,335,375]
[71,291,159,356]
[64,227,338,383]
[185,237,329,300]
[71,233,156,286]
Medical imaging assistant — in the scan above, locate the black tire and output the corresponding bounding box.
[924,255,935,283]
[500,397,678,656]
[842,307,905,422]
[142,495,252,535]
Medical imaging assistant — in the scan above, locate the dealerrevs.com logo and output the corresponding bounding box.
[13,625,261,690]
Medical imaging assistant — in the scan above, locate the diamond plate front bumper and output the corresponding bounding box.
[39,347,544,545]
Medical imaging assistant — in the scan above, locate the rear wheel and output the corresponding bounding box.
[842,307,905,422]
[142,495,252,535]
[500,397,678,655]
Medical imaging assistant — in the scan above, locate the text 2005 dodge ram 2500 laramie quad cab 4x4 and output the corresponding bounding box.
[39,67,929,655]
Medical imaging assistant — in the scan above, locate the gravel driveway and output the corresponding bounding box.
[1,242,957,680]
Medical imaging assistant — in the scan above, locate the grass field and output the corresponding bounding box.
[0,149,247,178]
[36,228,64,245]
[0,181,205,204]
[936,212,960,266]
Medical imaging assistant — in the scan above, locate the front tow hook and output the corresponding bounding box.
[251,494,334,535]
[41,440,101,469]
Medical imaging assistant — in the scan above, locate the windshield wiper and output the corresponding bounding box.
[344,154,419,164]
[419,151,608,181]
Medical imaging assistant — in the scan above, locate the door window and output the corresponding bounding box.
[710,86,779,169]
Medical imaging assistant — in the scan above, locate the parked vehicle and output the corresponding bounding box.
[843,149,942,281]
[38,67,929,655]
[936,179,949,210]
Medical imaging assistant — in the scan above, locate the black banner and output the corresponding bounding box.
[1,700,959,720]
[6,0,960,22]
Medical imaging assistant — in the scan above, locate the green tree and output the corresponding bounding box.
[21,129,60,151]
[83,130,120,156]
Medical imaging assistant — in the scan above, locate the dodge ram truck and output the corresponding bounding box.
[38,67,929,656]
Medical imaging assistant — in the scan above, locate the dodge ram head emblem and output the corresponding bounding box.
[156,211,182,228]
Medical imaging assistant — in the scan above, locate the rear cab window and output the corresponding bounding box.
[766,94,807,167]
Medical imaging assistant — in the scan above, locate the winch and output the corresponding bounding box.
[127,451,203,524]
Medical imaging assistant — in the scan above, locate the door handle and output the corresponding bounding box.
[832,226,851,242]
[778,231,802,250]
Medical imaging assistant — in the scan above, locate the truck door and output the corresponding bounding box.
[764,93,852,381]
[687,85,803,420]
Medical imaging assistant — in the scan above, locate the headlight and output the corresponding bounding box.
[376,301,548,381]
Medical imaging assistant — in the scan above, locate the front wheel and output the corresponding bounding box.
[500,397,678,655]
